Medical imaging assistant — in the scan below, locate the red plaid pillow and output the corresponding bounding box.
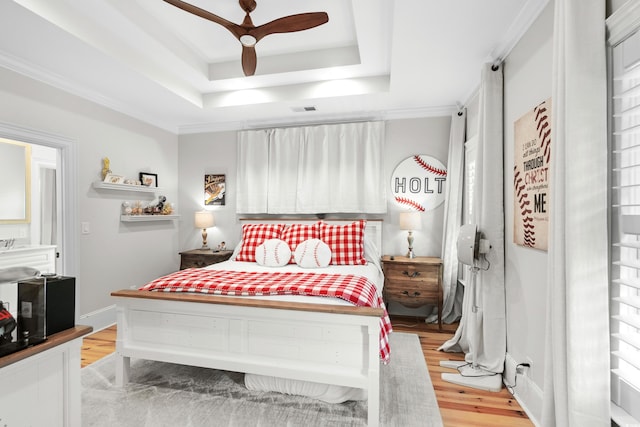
[236,223,285,262]
[281,223,320,264]
[319,220,367,265]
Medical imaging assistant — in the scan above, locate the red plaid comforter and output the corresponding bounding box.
[140,269,392,362]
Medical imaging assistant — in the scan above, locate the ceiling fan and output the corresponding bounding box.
[163,0,329,76]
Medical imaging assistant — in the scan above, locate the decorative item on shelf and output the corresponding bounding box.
[162,202,173,215]
[194,210,215,250]
[101,157,112,180]
[399,211,422,259]
[139,172,158,187]
[216,241,226,252]
[103,173,124,184]
[121,201,132,215]
[131,201,144,215]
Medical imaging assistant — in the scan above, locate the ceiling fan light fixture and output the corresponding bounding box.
[240,35,257,47]
[162,0,329,77]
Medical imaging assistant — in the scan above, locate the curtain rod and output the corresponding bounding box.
[245,115,382,131]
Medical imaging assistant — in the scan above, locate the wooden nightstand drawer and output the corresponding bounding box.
[383,263,440,285]
[179,249,233,270]
[381,255,443,330]
[384,283,438,308]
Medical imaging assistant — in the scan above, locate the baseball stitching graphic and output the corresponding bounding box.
[536,105,551,164]
[514,166,535,247]
[413,155,447,176]
[391,155,447,212]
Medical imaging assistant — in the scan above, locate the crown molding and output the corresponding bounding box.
[489,0,551,63]
[0,51,178,133]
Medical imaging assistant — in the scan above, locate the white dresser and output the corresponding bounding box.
[0,245,88,427]
[0,326,92,427]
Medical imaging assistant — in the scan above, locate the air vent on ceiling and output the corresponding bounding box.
[291,106,317,112]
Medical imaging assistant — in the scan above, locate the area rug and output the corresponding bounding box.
[81,332,443,427]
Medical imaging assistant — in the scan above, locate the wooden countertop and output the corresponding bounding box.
[0,325,93,369]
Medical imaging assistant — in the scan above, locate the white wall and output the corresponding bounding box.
[502,1,554,421]
[0,66,179,319]
[177,116,452,316]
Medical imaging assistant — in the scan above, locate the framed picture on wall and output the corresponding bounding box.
[205,174,225,206]
[139,172,158,187]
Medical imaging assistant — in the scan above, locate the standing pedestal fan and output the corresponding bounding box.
[439,224,502,392]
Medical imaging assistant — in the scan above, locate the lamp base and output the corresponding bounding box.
[406,249,416,259]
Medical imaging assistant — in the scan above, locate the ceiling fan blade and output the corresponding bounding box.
[242,45,257,76]
[162,0,244,39]
[250,12,329,42]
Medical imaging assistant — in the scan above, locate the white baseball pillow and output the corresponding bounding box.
[255,239,291,267]
[294,238,332,268]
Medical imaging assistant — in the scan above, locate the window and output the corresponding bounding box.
[610,22,640,425]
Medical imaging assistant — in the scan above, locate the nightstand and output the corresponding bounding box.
[381,255,443,330]
[179,249,233,270]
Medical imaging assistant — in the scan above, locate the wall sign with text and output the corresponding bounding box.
[391,155,447,212]
[513,98,552,250]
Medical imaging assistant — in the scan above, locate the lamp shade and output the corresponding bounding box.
[194,210,214,229]
[399,211,422,230]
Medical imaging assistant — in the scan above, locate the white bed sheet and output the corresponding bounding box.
[201,259,384,403]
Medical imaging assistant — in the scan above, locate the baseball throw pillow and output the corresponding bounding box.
[294,238,332,268]
[255,238,292,267]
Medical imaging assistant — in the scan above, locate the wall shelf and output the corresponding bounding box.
[121,215,179,222]
[93,181,162,193]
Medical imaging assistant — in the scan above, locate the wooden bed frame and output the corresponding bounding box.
[111,220,385,427]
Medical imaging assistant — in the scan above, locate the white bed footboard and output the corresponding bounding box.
[111,290,383,427]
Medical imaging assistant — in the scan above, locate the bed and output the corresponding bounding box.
[111,219,389,427]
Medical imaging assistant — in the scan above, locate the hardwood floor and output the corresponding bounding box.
[391,316,533,427]
[81,317,533,427]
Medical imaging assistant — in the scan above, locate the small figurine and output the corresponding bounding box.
[155,195,166,214]
[101,157,112,180]
[217,241,226,251]
[121,201,132,215]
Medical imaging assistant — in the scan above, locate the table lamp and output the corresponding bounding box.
[194,210,214,249]
[399,211,422,258]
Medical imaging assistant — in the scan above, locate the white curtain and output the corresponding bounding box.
[268,128,303,214]
[541,1,610,425]
[237,121,386,214]
[440,63,506,375]
[440,110,466,324]
[236,130,270,213]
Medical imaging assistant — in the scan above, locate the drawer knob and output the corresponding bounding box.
[402,271,421,278]
[401,291,421,297]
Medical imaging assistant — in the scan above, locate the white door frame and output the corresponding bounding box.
[0,121,78,277]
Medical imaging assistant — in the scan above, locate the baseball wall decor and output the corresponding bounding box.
[205,174,226,206]
[391,155,447,212]
[513,98,552,250]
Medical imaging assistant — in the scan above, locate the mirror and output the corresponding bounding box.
[0,138,31,223]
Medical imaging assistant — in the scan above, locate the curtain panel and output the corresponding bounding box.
[440,110,467,324]
[542,0,610,425]
[439,64,506,377]
[237,121,386,214]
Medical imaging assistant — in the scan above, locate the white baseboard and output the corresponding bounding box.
[79,304,116,332]
[504,353,544,426]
